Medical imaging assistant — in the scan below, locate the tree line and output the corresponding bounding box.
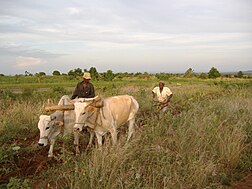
[0,67,250,80]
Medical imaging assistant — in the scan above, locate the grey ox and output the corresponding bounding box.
[37,95,94,157]
[72,95,139,146]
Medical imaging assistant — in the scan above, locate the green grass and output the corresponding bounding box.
[1,75,251,89]
[0,77,251,188]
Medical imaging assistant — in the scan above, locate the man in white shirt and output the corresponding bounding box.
[152,81,173,112]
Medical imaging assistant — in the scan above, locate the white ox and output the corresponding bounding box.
[73,95,139,146]
[38,95,94,157]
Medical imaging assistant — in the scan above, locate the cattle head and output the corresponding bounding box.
[74,96,103,131]
[37,113,63,146]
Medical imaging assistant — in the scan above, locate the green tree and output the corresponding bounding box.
[103,70,115,81]
[35,72,46,76]
[237,71,243,78]
[24,71,32,76]
[52,70,61,76]
[134,72,141,77]
[208,67,221,78]
[184,68,194,78]
[74,68,83,76]
[68,70,75,77]
[68,68,83,77]
[89,67,99,80]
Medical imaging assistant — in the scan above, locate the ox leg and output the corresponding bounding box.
[48,139,55,157]
[95,133,103,147]
[111,130,118,145]
[74,131,80,155]
[87,128,94,148]
[126,118,135,142]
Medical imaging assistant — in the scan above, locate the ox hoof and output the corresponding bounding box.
[48,154,54,158]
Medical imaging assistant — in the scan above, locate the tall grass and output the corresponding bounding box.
[89,89,249,189]
[0,79,251,188]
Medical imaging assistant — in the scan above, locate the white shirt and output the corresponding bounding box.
[152,86,172,102]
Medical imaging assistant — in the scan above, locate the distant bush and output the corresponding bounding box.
[184,68,194,78]
[208,67,221,78]
[155,72,173,80]
[51,86,67,97]
[52,70,61,76]
[198,73,208,79]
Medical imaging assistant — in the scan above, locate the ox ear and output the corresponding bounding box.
[50,115,56,120]
[94,97,104,108]
[87,106,96,113]
[54,121,64,127]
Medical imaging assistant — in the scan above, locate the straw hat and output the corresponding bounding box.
[159,80,165,84]
[83,72,91,79]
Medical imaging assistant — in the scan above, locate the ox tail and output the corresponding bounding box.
[126,96,139,142]
[128,96,139,121]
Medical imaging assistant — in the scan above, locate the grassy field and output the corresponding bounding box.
[0,76,251,188]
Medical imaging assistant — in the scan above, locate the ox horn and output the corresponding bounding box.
[47,98,54,105]
[45,104,74,112]
[83,96,99,102]
[92,96,104,108]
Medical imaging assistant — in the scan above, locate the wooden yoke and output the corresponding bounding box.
[45,104,74,112]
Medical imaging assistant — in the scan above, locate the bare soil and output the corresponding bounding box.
[230,174,252,189]
[0,133,80,188]
[0,135,51,185]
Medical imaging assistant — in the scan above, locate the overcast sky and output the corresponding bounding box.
[0,0,252,75]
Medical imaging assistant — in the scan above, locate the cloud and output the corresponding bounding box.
[15,56,46,68]
[0,15,35,33]
[0,0,251,75]
[0,42,66,58]
[33,27,61,33]
[66,7,82,15]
